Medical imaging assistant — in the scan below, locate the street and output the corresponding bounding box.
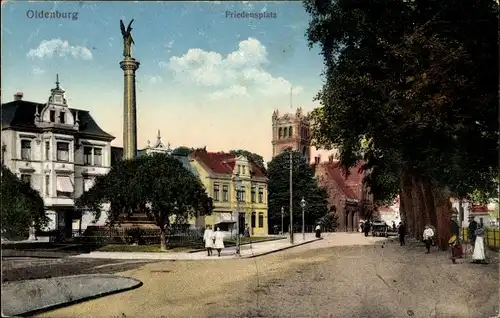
[18,234,498,318]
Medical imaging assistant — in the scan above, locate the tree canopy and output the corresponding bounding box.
[77,153,213,250]
[230,149,267,175]
[304,0,498,248]
[267,149,329,232]
[1,166,48,240]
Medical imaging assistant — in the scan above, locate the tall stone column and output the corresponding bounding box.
[120,57,140,160]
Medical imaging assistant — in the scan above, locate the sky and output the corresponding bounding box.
[1,1,332,163]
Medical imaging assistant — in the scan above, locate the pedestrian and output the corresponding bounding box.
[392,221,396,232]
[398,222,406,246]
[468,216,478,247]
[423,225,435,254]
[203,225,214,256]
[213,227,225,257]
[472,224,487,264]
[244,223,250,237]
[363,221,371,237]
[315,223,321,238]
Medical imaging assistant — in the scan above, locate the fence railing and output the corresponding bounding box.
[76,226,204,245]
[460,227,500,250]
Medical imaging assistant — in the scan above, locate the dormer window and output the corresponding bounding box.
[49,110,55,122]
[59,111,65,124]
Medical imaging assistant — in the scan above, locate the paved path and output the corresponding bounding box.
[71,234,323,260]
[39,233,499,318]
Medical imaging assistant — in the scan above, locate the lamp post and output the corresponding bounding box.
[300,197,307,241]
[234,174,242,256]
[281,206,284,235]
[289,151,294,244]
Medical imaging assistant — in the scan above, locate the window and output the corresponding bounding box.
[59,111,65,124]
[93,148,102,166]
[242,166,246,175]
[45,175,50,196]
[251,187,256,203]
[45,141,50,160]
[83,147,92,165]
[258,213,264,228]
[289,126,293,137]
[251,212,256,228]
[238,189,246,202]
[56,142,69,162]
[278,127,283,139]
[213,184,220,201]
[20,174,31,184]
[222,185,229,201]
[283,127,288,138]
[20,140,31,160]
[237,165,241,175]
[258,188,264,203]
[49,110,56,122]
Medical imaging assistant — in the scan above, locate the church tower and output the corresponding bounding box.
[271,107,311,163]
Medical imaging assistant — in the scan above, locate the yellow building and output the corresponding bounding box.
[188,149,269,236]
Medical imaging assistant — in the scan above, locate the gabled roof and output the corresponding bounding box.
[190,149,266,178]
[314,160,366,201]
[1,100,114,141]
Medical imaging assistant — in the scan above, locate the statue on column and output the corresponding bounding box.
[120,19,135,58]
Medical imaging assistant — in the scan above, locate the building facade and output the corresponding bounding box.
[189,149,269,237]
[271,108,373,232]
[1,78,114,238]
[271,107,311,163]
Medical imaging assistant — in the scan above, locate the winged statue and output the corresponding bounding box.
[120,19,135,58]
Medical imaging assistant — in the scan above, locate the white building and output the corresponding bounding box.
[1,77,114,238]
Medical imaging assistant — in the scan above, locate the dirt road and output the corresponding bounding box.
[39,235,499,318]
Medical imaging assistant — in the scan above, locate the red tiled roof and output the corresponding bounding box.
[317,161,366,200]
[190,149,265,177]
[471,205,489,213]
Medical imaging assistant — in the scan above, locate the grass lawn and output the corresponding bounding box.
[96,244,202,253]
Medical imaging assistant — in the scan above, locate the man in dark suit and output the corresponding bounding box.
[398,222,406,246]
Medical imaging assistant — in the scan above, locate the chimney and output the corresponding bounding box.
[14,92,23,101]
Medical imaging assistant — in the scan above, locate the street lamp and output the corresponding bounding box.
[281,206,284,235]
[234,174,242,256]
[300,197,307,241]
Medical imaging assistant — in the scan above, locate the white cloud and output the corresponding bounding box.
[208,85,248,100]
[26,38,92,60]
[144,75,163,85]
[165,37,301,97]
[31,66,44,75]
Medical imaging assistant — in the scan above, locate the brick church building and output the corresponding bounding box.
[271,108,373,232]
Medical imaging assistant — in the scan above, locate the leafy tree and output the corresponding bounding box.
[267,149,329,232]
[0,166,48,240]
[77,153,213,250]
[304,0,498,248]
[172,146,194,157]
[230,149,266,174]
[318,209,339,232]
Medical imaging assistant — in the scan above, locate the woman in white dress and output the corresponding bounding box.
[203,225,214,256]
[213,227,225,257]
[472,225,487,264]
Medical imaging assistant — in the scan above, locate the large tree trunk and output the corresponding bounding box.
[432,188,452,250]
[399,171,415,236]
